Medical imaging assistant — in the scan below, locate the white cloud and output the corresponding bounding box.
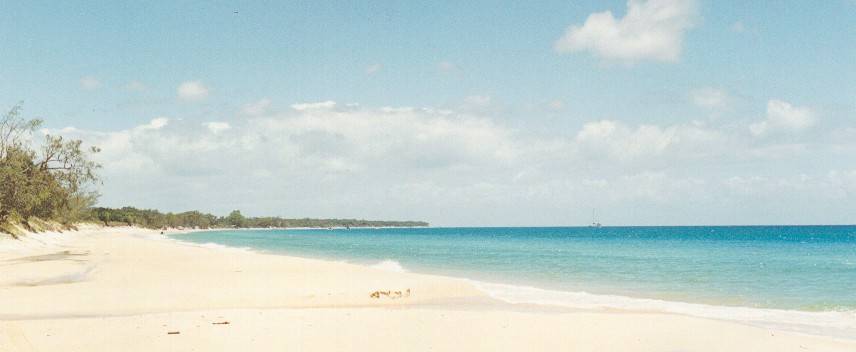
[47,99,854,226]
[177,81,210,101]
[80,76,101,90]
[691,87,729,109]
[749,99,816,136]
[241,98,272,116]
[291,101,338,111]
[203,122,231,134]
[366,63,383,75]
[141,117,169,130]
[263,103,518,168]
[731,21,746,33]
[56,103,523,193]
[554,0,697,63]
[65,109,734,180]
[574,119,724,161]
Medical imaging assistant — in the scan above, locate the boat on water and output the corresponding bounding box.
[590,209,602,228]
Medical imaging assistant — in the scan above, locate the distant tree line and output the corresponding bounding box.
[84,207,429,229]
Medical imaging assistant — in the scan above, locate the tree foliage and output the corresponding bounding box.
[0,104,101,225]
[226,210,246,227]
[0,103,42,160]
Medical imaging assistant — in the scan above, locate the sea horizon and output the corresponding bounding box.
[192,224,856,229]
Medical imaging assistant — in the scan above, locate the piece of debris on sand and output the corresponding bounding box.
[370,288,411,299]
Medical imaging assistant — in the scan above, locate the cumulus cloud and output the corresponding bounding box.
[177,81,210,101]
[574,119,724,161]
[47,99,854,226]
[141,117,169,130]
[554,0,697,63]
[80,76,101,90]
[270,103,517,169]
[65,103,519,178]
[291,101,338,111]
[749,99,816,136]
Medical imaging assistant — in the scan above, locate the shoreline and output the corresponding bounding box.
[2,226,855,351]
[162,225,430,234]
[170,230,856,340]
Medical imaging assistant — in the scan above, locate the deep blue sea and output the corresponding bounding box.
[173,226,856,336]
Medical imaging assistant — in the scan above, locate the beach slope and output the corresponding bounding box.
[1,227,854,351]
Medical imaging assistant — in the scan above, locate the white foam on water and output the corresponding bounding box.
[470,280,856,339]
[195,242,255,253]
[166,239,257,254]
[370,259,407,273]
[197,242,234,250]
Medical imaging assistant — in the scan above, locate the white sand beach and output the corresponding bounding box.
[1,226,854,351]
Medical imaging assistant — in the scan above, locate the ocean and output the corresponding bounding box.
[173,226,856,337]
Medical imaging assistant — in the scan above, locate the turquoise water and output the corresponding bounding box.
[175,226,856,312]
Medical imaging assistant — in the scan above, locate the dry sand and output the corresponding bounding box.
[1,226,854,351]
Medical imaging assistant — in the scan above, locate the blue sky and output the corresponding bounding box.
[2,1,855,225]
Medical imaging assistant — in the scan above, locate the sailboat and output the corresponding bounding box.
[590,209,602,228]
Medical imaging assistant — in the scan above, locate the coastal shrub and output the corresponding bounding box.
[81,206,429,230]
[0,104,101,229]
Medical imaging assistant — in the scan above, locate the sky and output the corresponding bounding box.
[1,0,855,226]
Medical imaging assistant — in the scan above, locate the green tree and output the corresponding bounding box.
[37,135,101,194]
[0,103,42,160]
[226,210,246,227]
[0,103,101,226]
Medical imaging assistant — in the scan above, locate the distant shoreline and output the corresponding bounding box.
[162,225,429,235]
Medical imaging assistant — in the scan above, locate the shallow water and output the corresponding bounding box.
[175,226,856,336]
